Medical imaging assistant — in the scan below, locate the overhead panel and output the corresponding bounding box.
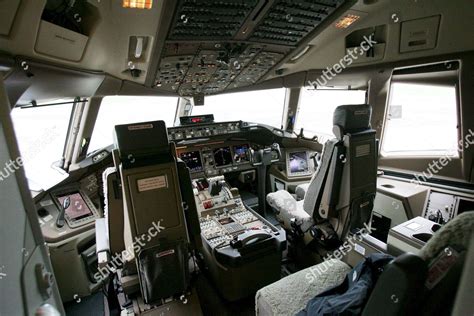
[169,0,259,40]
[155,0,352,96]
[249,0,346,46]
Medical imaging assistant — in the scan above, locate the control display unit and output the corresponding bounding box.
[286,150,312,177]
[213,146,233,167]
[179,150,203,173]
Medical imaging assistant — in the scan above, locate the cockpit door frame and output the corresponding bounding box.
[0,76,64,315]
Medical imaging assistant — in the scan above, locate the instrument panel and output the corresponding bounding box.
[177,141,253,177]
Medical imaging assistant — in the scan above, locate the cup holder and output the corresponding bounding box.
[413,233,433,243]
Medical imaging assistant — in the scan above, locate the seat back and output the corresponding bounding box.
[303,104,377,236]
[362,212,474,316]
[113,120,190,303]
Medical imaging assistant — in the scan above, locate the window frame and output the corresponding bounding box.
[10,99,77,189]
[380,63,461,159]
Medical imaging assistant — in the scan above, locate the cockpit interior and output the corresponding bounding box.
[1,1,473,315]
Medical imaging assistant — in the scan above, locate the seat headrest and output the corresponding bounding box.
[333,104,372,139]
[114,120,170,164]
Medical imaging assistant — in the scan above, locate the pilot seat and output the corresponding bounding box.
[95,120,202,314]
[267,104,377,249]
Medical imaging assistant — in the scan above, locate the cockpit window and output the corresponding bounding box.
[381,82,459,157]
[190,88,286,128]
[295,88,366,142]
[11,103,72,191]
[88,96,179,154]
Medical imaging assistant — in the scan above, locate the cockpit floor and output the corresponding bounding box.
[64,291,105,316]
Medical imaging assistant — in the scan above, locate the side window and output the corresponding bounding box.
[11,103,73,190]
[381,82,459,157]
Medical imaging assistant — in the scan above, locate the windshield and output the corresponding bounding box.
[191,88,286,128]
[88,96,179,154]
[10,104,72,191]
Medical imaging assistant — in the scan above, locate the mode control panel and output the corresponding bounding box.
[168,121,242,141]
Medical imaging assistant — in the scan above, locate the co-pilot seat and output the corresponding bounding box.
[267,104,377,245]
[96,120,200,307]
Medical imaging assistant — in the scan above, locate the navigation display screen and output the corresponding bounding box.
[213,147,233,167]
[289,151,309,174]
[179,151,203,172]
[233,145,250,163]
[58,193,92,220]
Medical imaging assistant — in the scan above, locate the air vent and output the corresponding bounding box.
[169,0,259,40]
[249,0,347,46]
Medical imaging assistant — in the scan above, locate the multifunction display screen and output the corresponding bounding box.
[179,150,203,172]
[289,151,309,174]
[213,147,233,167]
[233,144,250,163]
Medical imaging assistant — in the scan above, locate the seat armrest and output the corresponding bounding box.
[295,183,310,200]
[95,218,110,267]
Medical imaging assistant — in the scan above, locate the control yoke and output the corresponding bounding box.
[56,196,70,228]
[250,143,281,217]
[250,143,281,167]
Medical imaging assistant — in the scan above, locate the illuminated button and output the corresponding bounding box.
[203,200,213,209]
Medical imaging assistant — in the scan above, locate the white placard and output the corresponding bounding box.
[137,175,168,192]
[354,243,366,256]
[128,123,153,131]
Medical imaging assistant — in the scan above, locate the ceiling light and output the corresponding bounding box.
[123,0,153,9]
[335,14,360,29]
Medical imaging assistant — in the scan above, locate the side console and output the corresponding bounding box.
[193,176,286,301]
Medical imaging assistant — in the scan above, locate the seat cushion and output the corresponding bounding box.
[256,259,351,316]
[267,190,313,232]
[420,212,474,261]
